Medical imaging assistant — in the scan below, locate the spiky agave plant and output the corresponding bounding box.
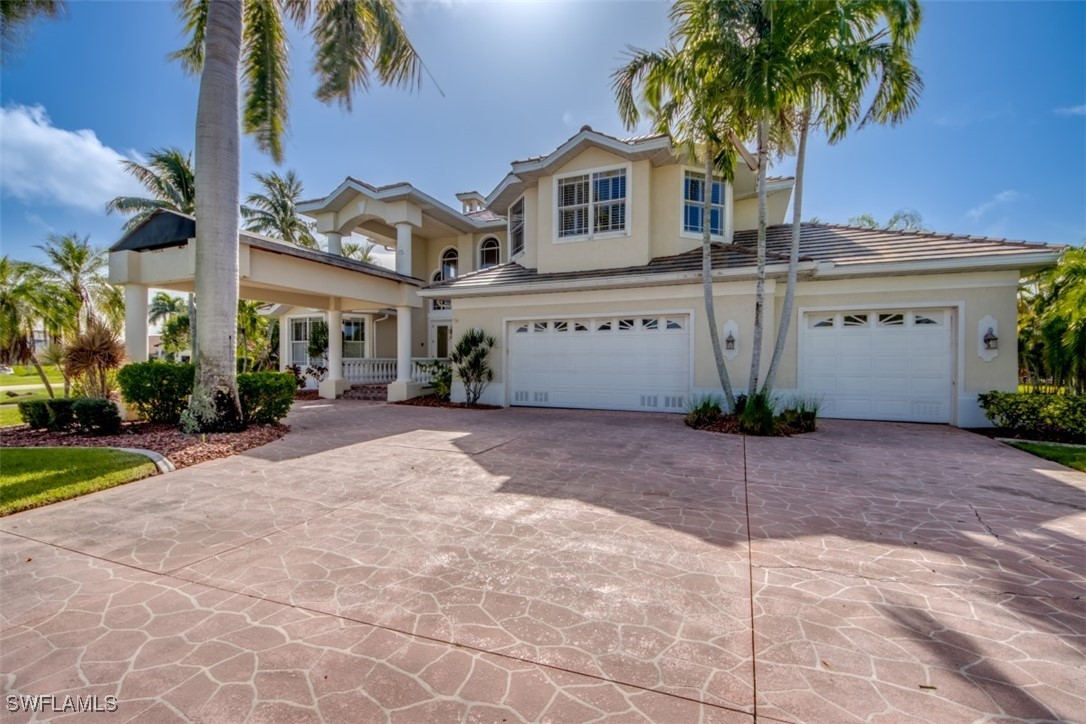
[64,320,126,399]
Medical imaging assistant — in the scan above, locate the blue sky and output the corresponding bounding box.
[2,0,1083,267]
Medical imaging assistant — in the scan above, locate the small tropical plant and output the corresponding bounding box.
[63,320,126,399]
[738,390,777,436]
[305,320,329,383]
[684,393,723,429]
[421,360,453,401]
[450,329,496,406]
[778,395,822,434]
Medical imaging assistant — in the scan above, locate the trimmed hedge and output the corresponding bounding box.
[237,371,296,425]
[73,398,122,435]
[977,392,1086,444]
[17,400,51,430]
[118,362,295,427]
[117,362,195,424]
[45,398,75,432]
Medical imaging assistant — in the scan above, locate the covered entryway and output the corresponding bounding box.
[508,314,691,412]
[799,308,953,423]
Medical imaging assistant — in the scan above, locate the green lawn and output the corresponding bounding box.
[2,365,64,384]
[0,406,24,427]
[1009,442,1086,472]
[0,447,157,516]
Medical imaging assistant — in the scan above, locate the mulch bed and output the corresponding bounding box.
[394,395,502,411]
[0,422,288,469]
[694,414,816,437]
[294,390,320,401]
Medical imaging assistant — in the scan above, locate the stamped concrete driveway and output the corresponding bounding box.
[2,402,1084,722]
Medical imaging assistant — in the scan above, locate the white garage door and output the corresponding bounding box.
[509,315,690,412]
[800,309,953,423]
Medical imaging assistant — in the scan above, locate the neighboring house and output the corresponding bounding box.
[110,127,1063,426]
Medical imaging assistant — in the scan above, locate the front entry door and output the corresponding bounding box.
[431,322,452,358]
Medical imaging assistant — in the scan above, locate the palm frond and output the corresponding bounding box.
[242,0,290,162]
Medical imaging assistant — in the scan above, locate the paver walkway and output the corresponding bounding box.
[1,401,1083,722]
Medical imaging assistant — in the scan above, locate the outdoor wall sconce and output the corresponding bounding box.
[722,320,740,360]
[978,315,999,362]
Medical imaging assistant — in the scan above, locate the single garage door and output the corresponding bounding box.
[509,314,690,412]
[800,309,953,423]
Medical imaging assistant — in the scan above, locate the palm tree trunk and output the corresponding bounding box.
[31,357,55,399]
[700,143,737,412]
[187,293,198,363]
[749,115,769,395]
[764,107,809,392]
[184,0,243,432]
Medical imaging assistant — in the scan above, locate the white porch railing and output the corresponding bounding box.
[342,358,447,385]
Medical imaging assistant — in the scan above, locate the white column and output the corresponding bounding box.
[396,305,412,382]
[325,231,343,256]
[278,316,289,371]
[395,223,413,277]
[327,309,343,381]
[124,284,148,362]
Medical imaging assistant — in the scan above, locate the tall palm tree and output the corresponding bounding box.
[171,0,422,432]
[0,256,70,396]
[242,170,317,248]
[148,292,186,326]
[236,300,269,372]
[106,147,196,231]
[33,232,114,334]
[762,0,923,392]
[1031,247,1086,394]
[0,0,66,64]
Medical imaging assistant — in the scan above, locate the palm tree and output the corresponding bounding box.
[1028,247,1086,394]
[236,300,269,372]
[148,292,186,327]
[242,170,317,248]
[0,0,66,64]
[170,0,422,431]
[33,232,114,334]
[847,209,928,231]
[342,240,378,264]
[762,0,924,392]
[0,256,70,396]
[105,147,196,231]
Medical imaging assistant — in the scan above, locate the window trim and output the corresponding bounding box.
[552,162,632,244]
[679,166,728,242]
[478,236,501,270]
[508,195,526,259]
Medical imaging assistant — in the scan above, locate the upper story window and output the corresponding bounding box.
[509,197,525,257]
[557,167,627,240]
[683,170,725,237]
[479,237,500,270]
[440,247,458,279]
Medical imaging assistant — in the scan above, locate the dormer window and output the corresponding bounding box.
[683,170,725,237]
[556,166,628,241]
[509,197,525,257]
[479,237,500,269]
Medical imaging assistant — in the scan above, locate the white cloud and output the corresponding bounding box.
[562,111,576,127]
[0,104,142,212]
[966,190,1020,222]
[1054,104,1086,117]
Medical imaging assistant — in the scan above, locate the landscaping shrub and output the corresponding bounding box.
[738,391,777,436]
[421,360,453,401]
[450,329,496,406]
[44,398,76,432]
[778,395,821,434]
[684,394,723,429]
[73,398,122,435]
[237,371,296,424]
[17,400,50,430]
[978,391,1085,444]
[117,362,195,424]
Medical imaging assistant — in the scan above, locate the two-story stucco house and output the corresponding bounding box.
[111,127,1062,427]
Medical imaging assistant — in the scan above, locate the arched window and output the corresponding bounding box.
[440,248,458,280]
[431,271,451,310]
[479,237,500,270]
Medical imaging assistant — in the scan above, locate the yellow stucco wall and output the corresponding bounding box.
[732,189,793,232]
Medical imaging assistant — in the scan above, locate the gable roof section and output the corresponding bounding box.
[422,223,1063,296]
[486,128,675,214]
[110,209,422,285]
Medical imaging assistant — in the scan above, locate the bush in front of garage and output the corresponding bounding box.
[978,391,1085,444]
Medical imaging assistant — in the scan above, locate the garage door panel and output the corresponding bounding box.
[801,309,952,424]
[510,315,690,413]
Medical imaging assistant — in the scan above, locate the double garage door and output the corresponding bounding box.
[800,308,953,423]
[508,314,690,413]
[507,308,953,423]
